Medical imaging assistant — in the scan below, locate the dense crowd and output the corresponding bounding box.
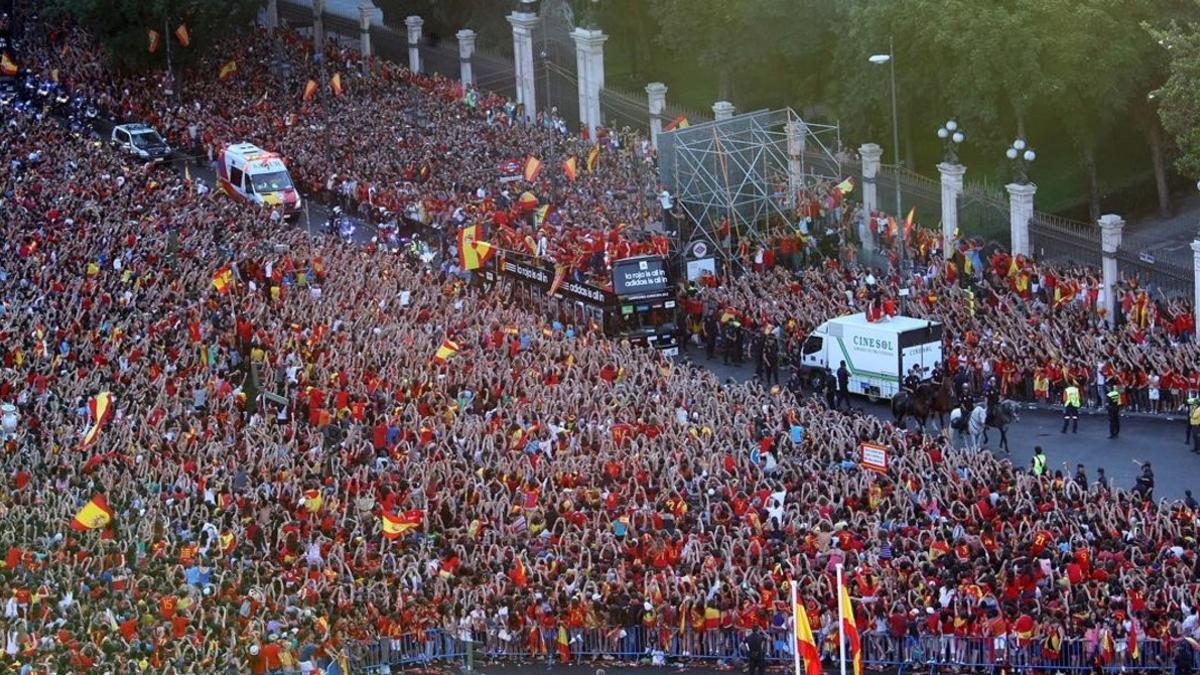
[697,240,1200,414]
[1,11,1199,675]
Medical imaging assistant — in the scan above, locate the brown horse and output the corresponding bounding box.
[927,377,956,429]
[892,384,933,430]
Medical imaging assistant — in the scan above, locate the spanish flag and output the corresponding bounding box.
[549,265,567,298]
[839,579,862,675]
[586,144,600,172]
[432,338,460,364]
[330,72,343,97]
[523,155,543,182]
[562,156,578,182]
[303,79,318,102]
[457,224,494,271]
[1128,621,1140,661]
[174,23,190,48]
[381,509,423,539]
[0,53,16,77]
[218,59,238,80]
[834,176,855,195]
[211,264,234,294]
[147,29,162,54]
[533,203,552,229]
[302,489,323,513]
[219,531,237,555]
[664,114,689,132]
[792,585,822,675]
[70,495,114,531]
[902,206,916,241]
[80,391,113,449]
[556,625,570,662]
[1101,631,1115,663]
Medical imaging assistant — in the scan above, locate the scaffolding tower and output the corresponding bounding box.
[657,108,842,271]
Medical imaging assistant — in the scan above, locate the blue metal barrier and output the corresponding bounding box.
[349,627,1177,674]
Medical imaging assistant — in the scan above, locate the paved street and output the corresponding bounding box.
[688,346,1200,500]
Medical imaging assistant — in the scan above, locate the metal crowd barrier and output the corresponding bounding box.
[349,627,1178,674]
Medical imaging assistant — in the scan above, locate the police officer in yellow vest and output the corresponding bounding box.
[1106,388,1122,439]
[1189,396,1200,454]
[1031,446,1047,477]
[1061,381,1081,434]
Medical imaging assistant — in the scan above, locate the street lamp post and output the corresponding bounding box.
[1005,137,1037,185]
[869,37,902,264]
[936,119,965,164]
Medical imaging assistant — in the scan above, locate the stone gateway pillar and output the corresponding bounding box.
[507,11,540,119]
[1098,214,1125,328]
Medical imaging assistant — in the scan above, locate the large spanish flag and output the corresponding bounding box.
[664,115,689,131]
[381,509,424,539]
[792,585,822,675]
[80,391,113,448]
[71,495,114,531]
[523,156,543,182]
[839,579,862,675]
[457,224,495,271]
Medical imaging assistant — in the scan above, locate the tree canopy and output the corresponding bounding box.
[47,0,260,72]
[1148,0,1200,181]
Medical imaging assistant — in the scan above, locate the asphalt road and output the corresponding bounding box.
[686,344,1200,500]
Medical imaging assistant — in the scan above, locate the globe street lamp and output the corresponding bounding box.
[1005,138,1036,185]
[936,119,965,164]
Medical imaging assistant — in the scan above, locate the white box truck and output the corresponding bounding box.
[797,313,942,401]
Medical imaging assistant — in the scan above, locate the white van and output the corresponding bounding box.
[216,143,302,216]
[797,313,942,400]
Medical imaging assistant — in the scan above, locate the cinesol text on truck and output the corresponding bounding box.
[797,313,943,401]
[216,143,302,218]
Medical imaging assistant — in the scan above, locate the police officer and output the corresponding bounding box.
[1031,446,1048,477]
[836,361,851,410]
[903,365,921,393]
[1187,396,1200,453]
[1106,388,1121,439]
[824,367,837,409]
[1061,380,1081,434]
[744,626,767,675]
[703,313,719,360]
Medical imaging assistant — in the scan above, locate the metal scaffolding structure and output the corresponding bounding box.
[658,108,841,271]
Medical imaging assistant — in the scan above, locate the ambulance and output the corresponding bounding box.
[216,143,302,217]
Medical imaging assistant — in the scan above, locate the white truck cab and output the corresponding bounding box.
[216,142,302,216]
[798,313,942,400]
[111,123,171,162]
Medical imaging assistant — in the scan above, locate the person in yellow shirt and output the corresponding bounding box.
[1189,396,1200,454]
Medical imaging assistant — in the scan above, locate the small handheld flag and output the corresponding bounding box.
[330,72,343,97]
[173,24,190,48]
[432,338,460,365]
[586,145,600,172]
[523,156,544,182]
[80,392,114,449]
[218,59,238,80]
[381,510,424,540]
[211,264,234,294]
[664,115,689,132]
[147,29,162,54]
[303,79,318,102]
[562,156,578,182]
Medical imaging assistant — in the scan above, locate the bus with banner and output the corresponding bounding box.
[486,254,680,355]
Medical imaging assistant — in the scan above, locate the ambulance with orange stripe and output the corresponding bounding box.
[216,142,302,217]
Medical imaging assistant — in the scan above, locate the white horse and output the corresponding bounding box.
[950,400,1020,453]
[949,403,987,451]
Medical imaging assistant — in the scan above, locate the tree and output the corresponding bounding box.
[1148,1,1200,182]
[46,0,260,73]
